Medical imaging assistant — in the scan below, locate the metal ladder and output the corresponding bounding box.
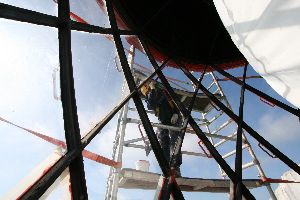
[200,72,277,199]
[105,46,134,200]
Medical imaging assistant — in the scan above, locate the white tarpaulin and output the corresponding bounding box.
[213,0,300,108]
[274,167,300,200]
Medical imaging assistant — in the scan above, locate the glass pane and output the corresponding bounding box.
[70,0,110,28]
[40,167,71,200]
[1,148,65,199]
[0,19,65,197]
[83,113,123,199]
[1,0,57,16]
[71,31,126,137]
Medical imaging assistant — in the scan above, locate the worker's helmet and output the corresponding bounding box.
[140,82,150,96]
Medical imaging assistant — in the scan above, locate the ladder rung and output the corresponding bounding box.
[221,161,256,177]
[213,89,220,95]
[193,118,209,122]
[126,144,206,157]
[211,119,233,135]
[185,128,234,140]
[124,138,144,145]
[207,110,224,125]
[198,122,211,126]
[203,104,216,116]
[222,144,248,159]
[205,133,236,141]
[207,82,215,91]
[214,132,237,147]
[127,118,182,132]
[128,107,155,114]
[203,98,225,115]
[242,161,256,170]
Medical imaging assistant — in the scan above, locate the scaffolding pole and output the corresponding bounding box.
[108,46,135,199]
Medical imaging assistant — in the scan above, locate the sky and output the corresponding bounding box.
[0,0,300,200]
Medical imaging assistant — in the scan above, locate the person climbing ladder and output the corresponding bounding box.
[141,80,183,177]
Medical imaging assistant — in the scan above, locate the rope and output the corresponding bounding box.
[69,12,88,24]
[0,116,120,168]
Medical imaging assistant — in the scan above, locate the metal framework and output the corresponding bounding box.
[1,0,300,199]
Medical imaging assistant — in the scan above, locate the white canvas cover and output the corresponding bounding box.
[213,0,300,108]
[273,167,300,200]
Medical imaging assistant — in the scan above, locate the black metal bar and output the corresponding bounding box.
[105,0,171,176]
[71,21,113,34]
[19,150,77,199]
[161,72,204,200]
[169,68,206,168]
[169,177,183,200]
[58,0,88,199]
[105,1,185,199]
[178,63,300,176]
[141,40,255,200]
[159,177,171,200]
[70,21,135,35]
[210,64,299,117]
[163,177,181,200]
[0,3,58,27]
[234,64,248,200]
[217,75,262,82]
[0,3,135,36]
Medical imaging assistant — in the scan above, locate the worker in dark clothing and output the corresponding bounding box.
[141,80,182,177]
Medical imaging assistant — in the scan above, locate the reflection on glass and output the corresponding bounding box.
[71,31,125,136]
[0,19,64,197]
[70,0,110,28]
[41,165,71,200]
[2,148,65,199]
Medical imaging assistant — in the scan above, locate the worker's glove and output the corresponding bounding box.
[171,113,179,125]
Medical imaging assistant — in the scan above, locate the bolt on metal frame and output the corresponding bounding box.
[1,0,300,199]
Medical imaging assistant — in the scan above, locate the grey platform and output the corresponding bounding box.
[118,168,265,193]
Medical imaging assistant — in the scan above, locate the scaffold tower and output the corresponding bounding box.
[104,47,277,200]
